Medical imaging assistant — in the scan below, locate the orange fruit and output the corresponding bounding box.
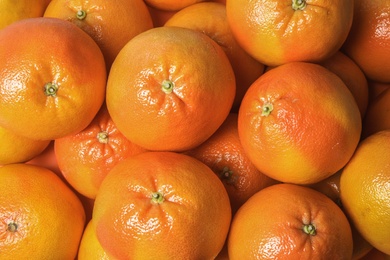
[164,2,265,112]
[23,142,97,224]
[368,80,390,103]
[92,151,231,259]
[238,62,362,184]
[227,183,353,259]
[78,194,95,228]
[144,0,206,11]
[0,0,51,30]
[307,171,374,260]
[26,141,62,178]
[320,51,369,119]
[78,220,111,260]
[0,17,106,141]
[362,87,390,139]
[54,104,148,199]
[307,171,342,205]
[0,163,86,259]
[215,243,229,260]
[185,113,278,214]
[360,248,390,260]
[226,0,354,66]
[342,0,390,83]
[44,0,153,70]
[106,26,236,152]
[147,4,177,27]
[0,125,50,165]
[340,130,390,255]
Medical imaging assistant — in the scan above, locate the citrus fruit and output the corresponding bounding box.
[0,0,51,30]
[0,163,86,259]
[26,141,62,178]
[360,248,390,260]
[106,26,235,151]
[238,61,362,184]
[320,51,369,119]
[147,4,177,27]
[164,2,265,112]
[144,0,206,11]
[0,125,50,165]
[226,0,354,66]
[340,130,390,255]
[78,220,111,260]
[307,171,342,205]
[307,171,374,260]
[228,183,353,259]
[342,0,390,83]
[0,17,106,141]
[185,113,278,214]
[215,243,229,260]
[54,104,148,199]
[44,0,153,70]
[92,151,231,259]
[362,87,390,139]
[368,80,390,103]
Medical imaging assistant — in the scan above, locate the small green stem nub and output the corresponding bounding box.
[261,102,274,116]
[303,223,316,235]
[97,131,109,144]
[44,82,58,97]
[292,0,307,10]
[8,222,18,232]
[161,80,174,94]
[76,10,87,20]
[151,191,164,204]
[220,166,236,184]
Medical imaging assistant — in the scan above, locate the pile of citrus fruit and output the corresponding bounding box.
[0,0,390,259]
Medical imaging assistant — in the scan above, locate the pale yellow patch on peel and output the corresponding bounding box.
[238,62,361,185]
[261,145,316,184]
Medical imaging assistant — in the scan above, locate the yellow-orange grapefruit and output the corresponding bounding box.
[106,26,235,151]
[44,0,153,70]
[226,0,354,66]
[340,130,390,255]
[342,0,390,83]
[0,125,50,165]
[92,151,231,259]
[238,62,362,184]
[0,0,51,30]
[228,183,353,259]
[164,2,265,112]
[0,17,106,140]
[0,163,86,259]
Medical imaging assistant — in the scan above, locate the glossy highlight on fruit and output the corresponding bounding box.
[226,0,354,66]
[228,183,353,259]
[238,62,362,184]
[92,151,232,259]
[0,17,106,140]
[106,26,236,151]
